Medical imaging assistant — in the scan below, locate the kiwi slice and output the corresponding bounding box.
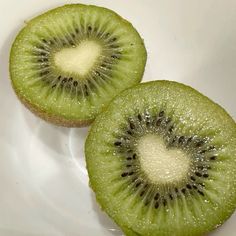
[10,4,146,127]
[85,81,236,236]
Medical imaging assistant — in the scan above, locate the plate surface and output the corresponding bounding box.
[0,0,235,235]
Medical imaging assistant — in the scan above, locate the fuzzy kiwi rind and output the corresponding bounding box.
[85,80,236,236]
[9,4,147,127]
[16,90,92,127]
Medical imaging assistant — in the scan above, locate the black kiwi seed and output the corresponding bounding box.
[109,37,117,42]
[181,188,186,194]
[169,137,176,145]
[37,45,45,50]
[156,118,162,126]
[197,166,204,170]
[123,136,130,142]
[127,157,132,161]
[208,146,215,150]
[135,182,141,188]
[168,125,174,133]
[187,137,193,144]
[210,156,217,160]
[186,184,192,189]
[84,85,89,96]
[131,178,137,183]
[159,111,164,117]
[165,117,171,125]
[127,130,132,135]
[62,78,67,83]
[121,172,128,177]
[143,184,148,189]
[198,190,205,196]
[128,172,134,176]
[114,141,122,146]
[145,200,149,206]
[132,154,136,159]
[154,193,160,200]
[88,26,92,31]
[110,44,119,49]
[163,199,167,206]
[144,112,150,119]
[199,149,207,154]
[198,183,205,187]
[203,174,209,178]
[126,164,132,168]
[195,172,202,177]
[40,52,47,56]
[154,202,159,209]
[42,64,49,69]
[195,140,205,147]
[140,191,145,197]
[40,71,49,77]
[95,71,101,76]
[73,81,78,87]
[69,40,74,46]
[178,136,185,144]
[129,121,135,129]
[190,176,196,181]
[138,114,142,121]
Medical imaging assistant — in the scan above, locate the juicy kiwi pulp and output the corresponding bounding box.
[85,81,236,236]
[10,4,147,127]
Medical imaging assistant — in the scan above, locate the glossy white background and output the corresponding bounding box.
[0,0,235,235]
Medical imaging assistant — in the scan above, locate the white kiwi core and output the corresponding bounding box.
[54,40,102,77]
[137,134,190,184]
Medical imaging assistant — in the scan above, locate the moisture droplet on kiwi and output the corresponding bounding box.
[10,4,147,127]
[86,81,236,236]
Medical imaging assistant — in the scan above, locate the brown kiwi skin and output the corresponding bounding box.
[15,90,93,127]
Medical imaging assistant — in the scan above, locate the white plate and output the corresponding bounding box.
[0,0,235,235]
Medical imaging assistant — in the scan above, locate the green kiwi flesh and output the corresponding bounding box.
[10,4,146,127]
[85,81,236,236]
